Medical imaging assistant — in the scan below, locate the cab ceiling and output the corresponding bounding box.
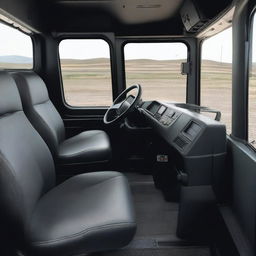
[54,0,184,24]
[0,0,233,35]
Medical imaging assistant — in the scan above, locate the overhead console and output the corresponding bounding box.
[180,0,209,33]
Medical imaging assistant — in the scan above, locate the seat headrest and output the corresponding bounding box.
[12,72,49,107]
[0,71,23,116]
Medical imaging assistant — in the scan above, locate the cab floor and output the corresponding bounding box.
[125,172,179,239]
[100,172,212,256]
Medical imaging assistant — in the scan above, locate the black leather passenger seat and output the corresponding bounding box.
[12,71,111,166]
[0,71,136,255]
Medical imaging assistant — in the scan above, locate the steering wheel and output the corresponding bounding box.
[104,84,142,125]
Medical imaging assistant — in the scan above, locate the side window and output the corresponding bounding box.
[59,39,113,107]
[249,15,256,147]
[201,28,232,134]
[0,22,33,69]
[124,42,188,103]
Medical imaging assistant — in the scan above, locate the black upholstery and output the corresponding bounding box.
[12,71,111,165]
[12,71,65,155]
[0,72,56,241]
[0,71,136,255]
[28,172,136,255]
[58,130,111,163]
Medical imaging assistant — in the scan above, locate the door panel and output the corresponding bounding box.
[225,137,256,255]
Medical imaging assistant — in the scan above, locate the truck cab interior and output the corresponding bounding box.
[0,0,255,255]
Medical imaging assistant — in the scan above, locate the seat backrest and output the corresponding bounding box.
[0,71,55,242]
[12,71,65,156]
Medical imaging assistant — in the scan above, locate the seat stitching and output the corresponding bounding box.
[59,133,110,159]
[34,99,51,106]
[15,73,50,106]
[77,174,124,189]
[31,222,136,246]
[39,175,125,210]
[0,151,26,221]
[59,145,110,159]
[29,106,60,153]
[60,131,105,147]
[56,174,124,193]
[31,175,132,245]
[0,110,23,119]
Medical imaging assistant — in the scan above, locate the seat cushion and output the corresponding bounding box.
[27,171,136,256]
[58,130,111,164]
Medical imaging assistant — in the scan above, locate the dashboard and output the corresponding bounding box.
[135,100,228,233]
[138,101,227,191]
[139,101,226,157]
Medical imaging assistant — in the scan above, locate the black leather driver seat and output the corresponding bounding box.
[12,71,111,165]
[0,71,136,255]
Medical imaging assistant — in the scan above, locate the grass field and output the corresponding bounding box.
[0,58,255,143]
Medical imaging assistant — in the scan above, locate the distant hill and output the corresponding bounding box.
[61,58,110,65]
[0,55,32,64]
[60,58,233,66]
[61,58,188,65]
[201,59,232,67]
[2,56,254,68]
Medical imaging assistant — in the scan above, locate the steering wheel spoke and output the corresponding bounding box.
[104,84,142,125]
[111,102,123,110]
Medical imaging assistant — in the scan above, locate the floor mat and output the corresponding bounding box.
[103,247,211,256]
[101,173,212,256]
[126,173,179,238]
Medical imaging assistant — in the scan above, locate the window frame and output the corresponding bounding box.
[199,27,233,135]
[121,39,190,103]
[0,21,34,71]
[57,35,115,109]
[248,7,256,151]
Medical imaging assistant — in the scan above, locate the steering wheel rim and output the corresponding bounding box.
[104,84,142,125]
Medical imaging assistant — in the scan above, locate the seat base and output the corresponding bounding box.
[58,130,112,165]
[27,171,136,256]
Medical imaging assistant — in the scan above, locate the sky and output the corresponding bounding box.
[0,23,33,58]
[202,27,232,63]
[124,42,187,60]
[0,22,255,63]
